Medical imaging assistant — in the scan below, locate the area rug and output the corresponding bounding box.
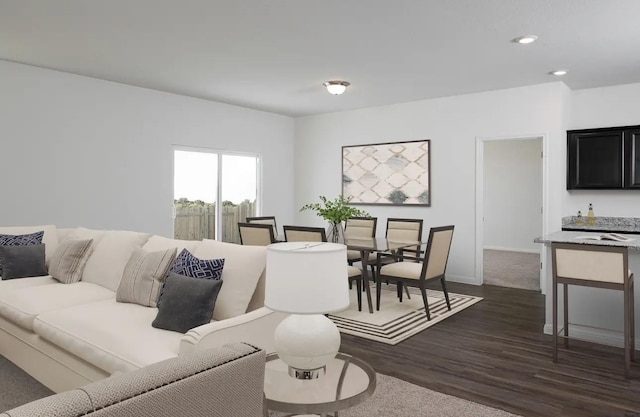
[328,286,482,345]
[270,372,521,417]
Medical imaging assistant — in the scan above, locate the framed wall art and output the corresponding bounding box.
[342,139,431,206]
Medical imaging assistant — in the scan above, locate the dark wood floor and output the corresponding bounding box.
[340,282,640,417]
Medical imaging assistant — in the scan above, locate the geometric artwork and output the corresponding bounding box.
[342,140,431,206]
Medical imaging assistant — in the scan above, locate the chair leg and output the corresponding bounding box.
[355,279,362,312]
[624,277,631,378]
[404,285,411,300]
[631,277,635,362]
[419,282,431,320]
[440,278,451,310]
[553,277,558,363]
[398,281,403,302]
[563,283,569,349]
[376,276,382,311]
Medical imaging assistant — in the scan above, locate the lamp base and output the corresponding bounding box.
[288,365,326,380]
[274,314,341,380]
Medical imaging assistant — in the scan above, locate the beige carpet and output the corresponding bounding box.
[328,286,482,345]
[483,249,540,291]
[270,373,521,417]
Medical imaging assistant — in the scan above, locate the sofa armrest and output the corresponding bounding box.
[179,307,287,355]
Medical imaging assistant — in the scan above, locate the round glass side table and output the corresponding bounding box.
[264,352,376,417]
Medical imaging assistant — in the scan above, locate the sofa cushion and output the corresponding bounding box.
[116,247,177,307]
[193,239,266,320]
[80,230,151,291]
[142,235,200,253]
[152,272,223,333]
[49,239,94,284]
[0,275,56,291]
[0,244,48,279]
[33,299,183,374]
[0,225,59,266]
[0,282,114,330]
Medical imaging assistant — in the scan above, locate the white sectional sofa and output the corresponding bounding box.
[0,225,286,393]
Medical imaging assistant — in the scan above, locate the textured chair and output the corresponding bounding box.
[376,225,455,320]
[385,218,424,258]
[283,225,327,242]
[551,242,635,377]
[246,216,278,237]
[238,222,276,246]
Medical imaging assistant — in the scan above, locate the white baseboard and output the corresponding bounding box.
[447,274,480,285]
[543,323,638,348]
[484,246,539,254]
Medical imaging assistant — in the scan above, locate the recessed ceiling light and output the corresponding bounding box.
[512,35,538,44]
[550,70,568,76]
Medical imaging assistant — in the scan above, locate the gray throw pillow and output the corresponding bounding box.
[48,239,94,284]
[116,247,177,307]
[152,271,223,334]
[0,244,48,280]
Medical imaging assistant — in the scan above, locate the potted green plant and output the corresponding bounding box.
[300,195,370,243]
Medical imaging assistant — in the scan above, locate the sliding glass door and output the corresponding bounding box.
[173,148,259,242]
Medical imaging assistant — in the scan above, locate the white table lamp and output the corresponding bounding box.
[265,242,350,379]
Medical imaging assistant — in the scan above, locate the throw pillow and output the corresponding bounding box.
[116,247,177,307]
[152,271,223,333]
[0,244,47,280]
[0,231,44,277]
[157,249,225,305]
[48,239,94,284]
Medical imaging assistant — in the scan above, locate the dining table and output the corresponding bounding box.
[343,237,423,314]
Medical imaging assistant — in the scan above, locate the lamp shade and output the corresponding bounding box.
[265,242,350,314]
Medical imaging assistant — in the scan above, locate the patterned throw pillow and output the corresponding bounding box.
[157,249,225,306]
[0,231,45,277]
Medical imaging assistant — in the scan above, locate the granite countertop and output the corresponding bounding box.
[534,230,640,251]
[562,216,640,233]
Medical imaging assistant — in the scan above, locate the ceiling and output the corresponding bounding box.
[2,0,640,117]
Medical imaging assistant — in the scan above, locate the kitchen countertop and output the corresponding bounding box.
[561,216,640,234]
[534,230,640,251]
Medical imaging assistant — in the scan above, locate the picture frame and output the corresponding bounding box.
[342,139,431,206]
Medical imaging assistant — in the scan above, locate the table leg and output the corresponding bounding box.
[360,250,373,313]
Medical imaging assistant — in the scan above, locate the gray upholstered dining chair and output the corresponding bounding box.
[238,222,276,246]
[376,225,454,320]
[246,216,278,237]
[283,225,327,242]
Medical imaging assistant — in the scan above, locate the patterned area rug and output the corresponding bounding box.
[328,286,482,345]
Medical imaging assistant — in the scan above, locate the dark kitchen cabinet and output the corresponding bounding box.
[625,128,640,188]
[567,125,640,190]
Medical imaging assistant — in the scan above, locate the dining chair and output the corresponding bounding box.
[246,216,278,237]
[283,225,327,242]
[551,242,635,377]
[345,217,378,276]
[385,218,424,257]
[282,225,367,311]
[376,225,455,320]
[238,222,276,246]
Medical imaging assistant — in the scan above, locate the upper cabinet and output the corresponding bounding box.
[567,125,640,190]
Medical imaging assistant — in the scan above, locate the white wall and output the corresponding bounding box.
[294,82,568,283]
[483,139,542,252]
[563,82,640,218]
[0,60,295,237]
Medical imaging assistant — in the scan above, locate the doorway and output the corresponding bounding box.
[476,136,544,291]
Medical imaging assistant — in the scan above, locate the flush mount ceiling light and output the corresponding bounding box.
[550,70,568,76]
[512,35,538,44]
[323,80,350,95]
